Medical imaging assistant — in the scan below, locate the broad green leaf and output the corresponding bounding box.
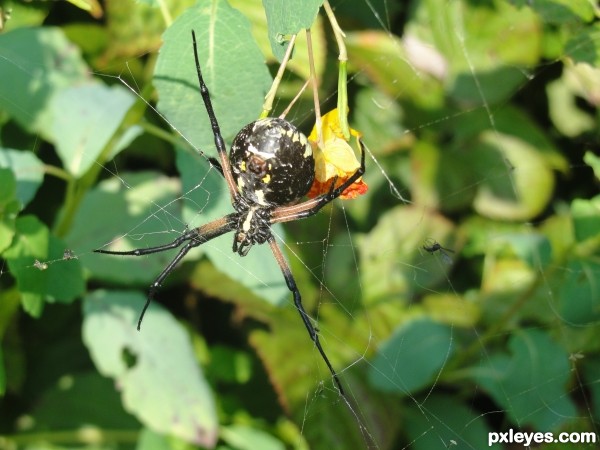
[472,329,575,430]
[584,152,600,181]
[584,358,600,426]
[547,65,598,137]
[221,425,285,450]
[82,290,218,446]
[32,372,139,430]
[66,172,182,285]
[0,148,45,208]
[0,168,18,252]
[154,0,272,155]
[352,86,408,159]
[472,131,554,220]
[558,258,600,325]
[66,0,103,18]
[493,233,553,269]
[571,196,600,243]
[262,0,323,60]
[409,0,541,105]
[105,0,197,60]
[0,27,89,137]
[565,23,600,66]
[346,30,445,108]
[358,205,456,304]
[0,1,49,32]
[3,215,85,317]
[229,0,327,81]
[208,345,252,384]
[251,316,402,450]
[438,106,565,217]
[50,83,136,177]
[368,319,453,394]
[404,394,491,450]
[135,428,196,450]
[0,346,5,396]
[514,0,596,24]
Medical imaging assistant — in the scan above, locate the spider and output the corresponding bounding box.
[95,30,365,395]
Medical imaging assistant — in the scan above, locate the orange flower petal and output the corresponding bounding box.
[307,109,367,200]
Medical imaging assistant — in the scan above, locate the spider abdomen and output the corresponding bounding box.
[230,118,315,206]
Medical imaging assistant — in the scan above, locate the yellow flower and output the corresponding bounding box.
[307,109,368,200]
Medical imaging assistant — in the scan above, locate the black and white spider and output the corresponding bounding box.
[95,31,364,395]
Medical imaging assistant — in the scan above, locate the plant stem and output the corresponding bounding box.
[261,34,297,118]
[323,0,350,140]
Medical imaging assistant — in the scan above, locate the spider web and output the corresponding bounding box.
[1,0,599,449]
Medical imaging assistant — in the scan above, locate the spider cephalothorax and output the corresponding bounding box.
[95,30,365,396]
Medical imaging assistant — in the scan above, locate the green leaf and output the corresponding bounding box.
[154,0,272,154]
[31,372,139,430]
[262,0,323,60]
[208,345,252,384]
[558,258,600,325]
[346,30,445,108]
[409,0,541,105]
[547,71,597,137]
[472,329,575,430]
[494,233,553,269]
[515,0,596,24]
[571,196,600,243]
[0,27,89,137]
[472,131,555,220]
[0,168,19,252]
[66,172,182,285]
[0,1,49,33]
[4,215,85,317]
[584,358,600,424]
[368,319,454,394]
[358,205,456,304]
[0,148,45,208]
[221,424,285,450]
[50,83,136,177]
[135,427,196,450]
[0,346,5,396]
[82,290,218,447]
[404,394,491,450]
[565,23,600,66]
[584,152,600,181]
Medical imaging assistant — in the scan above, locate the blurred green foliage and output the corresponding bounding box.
[1,0,599,449]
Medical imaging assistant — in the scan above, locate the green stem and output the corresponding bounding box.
[43,164,71,182]
[142,121,187,148]
[155,0,172,27]
[261,34,297,118]
[323,0,350,140]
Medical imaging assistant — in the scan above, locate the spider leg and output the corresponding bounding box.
[267,236,345,395]
[94,228,202,257]
[94,215,236,329]
[191,30,239,203]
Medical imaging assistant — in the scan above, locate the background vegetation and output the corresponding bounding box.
[1,0,599,449]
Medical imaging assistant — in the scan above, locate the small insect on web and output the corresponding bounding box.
[94,30,366,396]
[423,238,455,265]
